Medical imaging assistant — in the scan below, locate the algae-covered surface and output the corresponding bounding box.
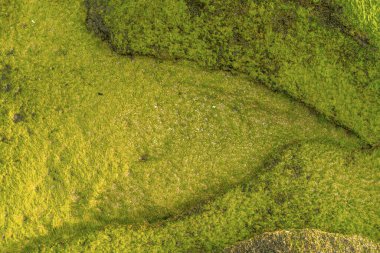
[0,0,379,252]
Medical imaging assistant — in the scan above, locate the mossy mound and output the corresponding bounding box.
[86,0,380,145]
[227,229,380,253]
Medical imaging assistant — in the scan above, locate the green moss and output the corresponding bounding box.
[86,0,380,145]
[1,0,378,252]
[328,0,379,43]
[291,0,379,43]
[22,143,380,252]
[227,229,380,253]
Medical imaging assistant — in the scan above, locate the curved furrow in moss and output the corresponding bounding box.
[85,0,380,145]
[22,142,380,252]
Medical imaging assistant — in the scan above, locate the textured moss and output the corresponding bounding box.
[86,0,380,145]
[227,229,380,253]
[1,1,379,252]
[23,143,380,252]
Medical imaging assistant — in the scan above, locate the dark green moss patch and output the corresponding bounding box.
[85,0,111,41]
[13,113,24,123]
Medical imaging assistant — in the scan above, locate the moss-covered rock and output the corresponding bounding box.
[86,0,380,145]
[227,229,380,253]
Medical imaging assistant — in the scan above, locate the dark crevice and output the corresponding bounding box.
[85,0,111,41]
